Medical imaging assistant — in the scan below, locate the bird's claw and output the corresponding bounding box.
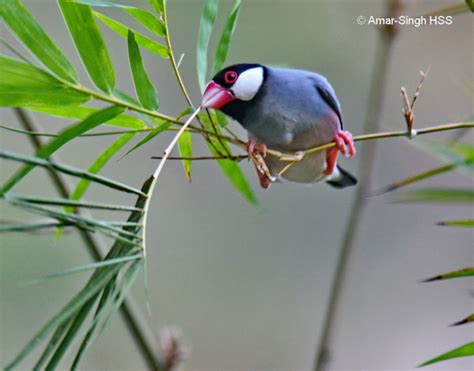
[246,139,275,189]
[324,130,356,176]
[246,139,267,158]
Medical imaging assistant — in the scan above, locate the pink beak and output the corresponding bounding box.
[201,81,235,109]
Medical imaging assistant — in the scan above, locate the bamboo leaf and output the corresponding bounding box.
[0,0,78,83]
[0,151,146,196]
[30,105,147,129]
[125,8,166,37]
[420,342,474,367]
[451,313,474,326]
[94,12,169,58]
[437,219,474,227]
[70,0,133,8]
[59,0,115,93]
[200,114,258,206]
[128,31,159,110]
[211,0,241,75]
[149,0,164,15]
[1,106,125,194]
[424,266,474,282]
[122,121,173,157]
[5,263,123,370]
[0,221,70,233]
[399,188,474,203]
[178,131,193,182]
[197,0,219,91]
[70,132,137,204]
[0,56,90,107]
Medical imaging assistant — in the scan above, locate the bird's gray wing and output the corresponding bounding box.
[315,85,344,130]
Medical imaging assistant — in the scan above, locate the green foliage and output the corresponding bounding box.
[420,342,474,367]
[197,0,219,91]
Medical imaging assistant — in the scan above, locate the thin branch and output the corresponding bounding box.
[313,1,402,369]
[151,154,247,161]
[12,108,163,371]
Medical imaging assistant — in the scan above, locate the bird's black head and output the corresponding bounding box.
[201,64,266,113]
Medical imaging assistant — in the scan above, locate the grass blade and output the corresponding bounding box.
[122,121,173,158]
[451,313,474,326]
[0,151,145,196]
[0,221,70,232]
[420,342,474,367]
[178,131,193,182]
[59,0,115,93]
[70,132,137,204]
[1,106,125,193]
[94,12,169,58]
[0,0,78,83]
[0,56,90,107]
[33,320,73,370]
[125,8,166,37]
[424,266,474,282]
[437,219,474,227]
[399,188,474,203]
[211,0,241,75]
[197,0,219,91]
[128,31,159,110]
[31,105,147,129]
[149,0,164,15]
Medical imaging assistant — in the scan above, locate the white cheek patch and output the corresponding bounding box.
[231,67,264,101]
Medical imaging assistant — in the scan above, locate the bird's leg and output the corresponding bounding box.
[324,130,356,176]
[246,139,275,189]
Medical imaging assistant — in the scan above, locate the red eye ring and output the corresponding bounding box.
[224,71,238,84]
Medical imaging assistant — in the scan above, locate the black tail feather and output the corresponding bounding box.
[326,166,357,189]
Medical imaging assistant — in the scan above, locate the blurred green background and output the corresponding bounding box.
[1,0,473,370]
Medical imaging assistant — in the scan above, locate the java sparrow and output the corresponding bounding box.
[201,63,357,189]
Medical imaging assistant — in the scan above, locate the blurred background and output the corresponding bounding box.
[1,0,473,370]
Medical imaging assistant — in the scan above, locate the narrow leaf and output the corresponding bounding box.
[200,114,258,206]
[149,0,164,14]
[59,0,115,93]
[424,266,474,282]
[178,131,193,182]
[197,0,219,91]
[125,8,166,37]
[1,106,125,193]
[0,0,78,83]
[0,151,145,196]
[0,56,90,107]
[31,105,147,129]
[420,342,474,367]
[451,313,474,326]
[122,121,173,157]
[399,188,474,203]
[437,219,474,227]
[211,0,241,75]
[0,221,70,233]
[128,31,159,110]
[94,12,169,58]
[70,132,137,203]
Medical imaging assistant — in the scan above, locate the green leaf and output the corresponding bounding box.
[420,342,474,367]
[424,266,474,281]
[438,219,474,227]
[0,151,146,196]
[125,8,166,37]
[0,0,78,83]
[0,56,90,107]
[466,0,474,12]
[399,188,474,203]
[73,0,166,37]
[149,0,164,14]
[178,131,193,182]
[70,132,137,203]
[127,31,159,110]
[0,221,70,233]
[451,313,474,326]
[200,113,258,206]
[1,106,125,193]
[30,105,147,129]
[122,120,173,157]
[211,0,241,75]
[94,12,169,58]
[197,0,219,91]
[59,0,115,93]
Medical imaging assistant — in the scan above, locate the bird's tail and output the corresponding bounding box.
[326,165,357,189]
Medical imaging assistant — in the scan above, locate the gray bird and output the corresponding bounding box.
[201,63,357,189]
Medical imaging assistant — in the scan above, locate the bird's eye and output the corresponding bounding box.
[224,71,238,84]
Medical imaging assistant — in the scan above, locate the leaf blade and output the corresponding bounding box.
[0,0,78,83]
[399,188,474,203]
[424,266,474,281]
[420,342,474,367]
[197,0,219,91]
[178,131,193,182]
[59,0,115,93]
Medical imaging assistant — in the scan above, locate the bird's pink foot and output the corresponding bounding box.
[246,139,273,189]
[324,131,356,176]
[246,139,267,158]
